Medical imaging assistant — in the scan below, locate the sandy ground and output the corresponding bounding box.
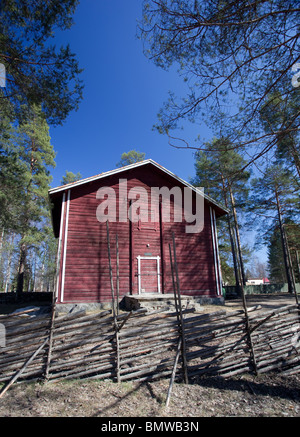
[0,373,299,417]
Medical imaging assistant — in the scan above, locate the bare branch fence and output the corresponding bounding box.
[0,301,299,393]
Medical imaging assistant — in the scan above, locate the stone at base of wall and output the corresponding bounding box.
[122,294,224,312]
[55,302,112,315]
[56,295,224,315]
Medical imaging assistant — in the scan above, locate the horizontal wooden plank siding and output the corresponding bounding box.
[162,207,217,297]
[62,176,131,302]
[56,165,221,303]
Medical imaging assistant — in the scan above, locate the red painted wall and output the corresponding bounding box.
[55,165,222,303]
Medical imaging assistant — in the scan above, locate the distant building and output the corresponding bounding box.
[246,278,270,285]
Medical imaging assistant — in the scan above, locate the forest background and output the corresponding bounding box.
[0,1,299,295]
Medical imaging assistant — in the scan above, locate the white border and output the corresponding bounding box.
[137,255,161,294]
[60,189,71,302]
[213,208,223,295]
[49,159,228,215]
[210,206,221,296]
[55,192,66,299]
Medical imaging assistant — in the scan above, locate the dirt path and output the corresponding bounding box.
[0,373,299,417]
[219,293,298,317]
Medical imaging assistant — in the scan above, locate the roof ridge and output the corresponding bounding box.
[49,159,156,193]
[48,159,228,214]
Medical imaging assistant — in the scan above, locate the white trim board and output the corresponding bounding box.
[60,189,71,303]
[49,159,228,215]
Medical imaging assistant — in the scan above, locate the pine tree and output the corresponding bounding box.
[61,170,82,185]
[139,1,300,164]
[0,0,83,126]
[260,90,300,180]
[267,221,300,284]
[0,99,25,233]
[192,138,251,288]
[15,104,56,294]
[251,165,300,294]
[116,150,145,167]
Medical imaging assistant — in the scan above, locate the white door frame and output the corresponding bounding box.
[137,255,161,294]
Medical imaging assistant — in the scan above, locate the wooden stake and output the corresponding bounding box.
[169,244,179,322]
[165,337,182,408]
[116,233,120,316]
[106,221,120,382]
[0,337,49,399]
[240,282,258,375]
[171,233,189,384]
[106,221,116,318]
[45,296,57,380]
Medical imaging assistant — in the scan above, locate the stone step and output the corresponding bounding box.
[122,293,203,312]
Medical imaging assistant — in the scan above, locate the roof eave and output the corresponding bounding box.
[48,159,228,216]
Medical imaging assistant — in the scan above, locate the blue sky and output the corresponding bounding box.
[48,1,267,264]
[49,0,211,189]
[50,0,266,260]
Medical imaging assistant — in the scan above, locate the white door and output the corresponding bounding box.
[137,256,161,294]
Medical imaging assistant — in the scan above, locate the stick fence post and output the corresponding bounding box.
[45,295,57,380]
[240,282,258,375]
[116,233,120,316]
[106,221,120,382]
[165,337,182,408]
[171,233,189,384]
[0,337,49,399]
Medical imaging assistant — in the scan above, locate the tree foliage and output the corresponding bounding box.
[0,0,83,125]
[0,1,83,292]
[250,164,300,291]
[0,98,26,232]
[267,221,300,283]
[260,90,300,178]
[0,104,57,293]
[250,165,299,232]
[116,150,146,167]
[139,0,300,165]
[191,138,251,286]
[61,170,82,185]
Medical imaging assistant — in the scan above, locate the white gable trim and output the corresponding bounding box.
[49,159,228,214]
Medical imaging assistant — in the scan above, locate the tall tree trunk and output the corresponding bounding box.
[0,228,4,290]
[221,176,240,290]
[295,250,300,283]
[4,233,15,293]
[228,184,246,286]
[275,187,296,296]
[16,242,27,296]
[289,139,300,181]
[0,228,4,265]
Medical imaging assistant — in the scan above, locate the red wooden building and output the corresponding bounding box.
[49,160,227,306]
